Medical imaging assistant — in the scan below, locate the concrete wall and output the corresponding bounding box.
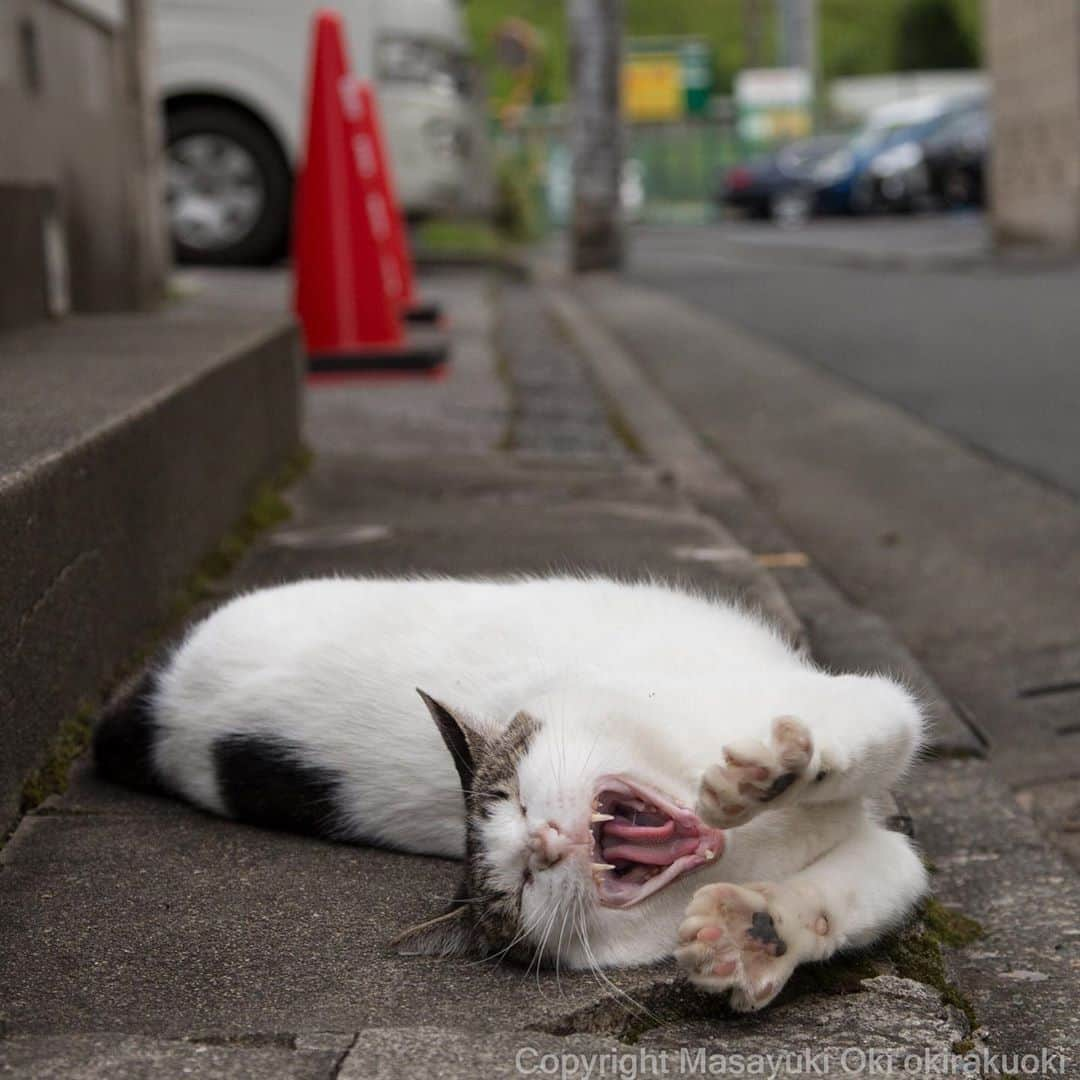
[985,0,1080,250]
[0,185,58,331]
[0,305,302,835]
[0,0,166,315]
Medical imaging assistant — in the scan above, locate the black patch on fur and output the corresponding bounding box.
[749,911,787,956]
[213,733,341,837]
[93,670,166,795]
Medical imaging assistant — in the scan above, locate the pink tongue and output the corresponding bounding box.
[602,836,701,866]
[602,819,676,843]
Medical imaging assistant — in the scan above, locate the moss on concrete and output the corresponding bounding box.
[8,447,312,847]
[169,449,310,618]
[788,949,885,999]
[603,401,646,458]
[493,343,520,453]
[17,703,97,817]
[415,220,505,259]
[881,897,982,1028]
[923,896,983,947]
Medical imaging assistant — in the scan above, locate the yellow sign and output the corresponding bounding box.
[623,54,682,121]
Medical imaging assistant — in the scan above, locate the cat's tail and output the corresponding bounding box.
[93,670,167,795]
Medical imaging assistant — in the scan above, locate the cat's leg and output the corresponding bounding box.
[675,813,928,1011]
[697,674,923,828]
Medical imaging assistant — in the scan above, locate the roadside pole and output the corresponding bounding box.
[122,0,169,309]
[777,0,820,126]
[568,0,624,272]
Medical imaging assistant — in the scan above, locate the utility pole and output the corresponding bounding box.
[568,0,624,273]
[123,0,169,308]
[742,0,767,68]
[776,0,819,117]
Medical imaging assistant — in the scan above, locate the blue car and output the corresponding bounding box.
[717,135,849,224]
[812,95,985,215]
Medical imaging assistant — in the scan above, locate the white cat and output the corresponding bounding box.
[94,575,928,1010]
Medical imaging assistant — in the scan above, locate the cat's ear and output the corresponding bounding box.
[417,689,490,791]
[391,901,481,958]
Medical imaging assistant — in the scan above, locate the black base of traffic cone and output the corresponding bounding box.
[404,301,444,326]
[309,330,449,373]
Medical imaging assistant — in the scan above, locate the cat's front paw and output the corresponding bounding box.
[675,882,802,1011]
[696,715,814,828]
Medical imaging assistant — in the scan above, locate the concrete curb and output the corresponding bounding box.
[0,304,303,834]
[542,279,809,658]
[542,272,980,758]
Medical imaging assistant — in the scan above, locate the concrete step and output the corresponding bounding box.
[0,295,303,833]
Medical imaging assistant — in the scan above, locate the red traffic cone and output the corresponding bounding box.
[353,79,443,326]
[292,10,447,374]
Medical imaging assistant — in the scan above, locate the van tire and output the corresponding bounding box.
[165,104,292,266]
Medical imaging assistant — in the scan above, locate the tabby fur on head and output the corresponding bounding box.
[400,692,542,960]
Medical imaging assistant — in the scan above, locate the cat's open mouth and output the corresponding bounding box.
[590,775,725,908]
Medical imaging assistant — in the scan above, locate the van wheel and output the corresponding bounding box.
[165,105,292,265]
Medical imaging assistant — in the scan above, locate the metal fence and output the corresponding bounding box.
[493,113,743,229]
[629,121,740,211]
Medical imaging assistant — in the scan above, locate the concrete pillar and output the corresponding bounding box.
[568,0,624,273]
[0,0,168,315]
[122,0,169,310]
[985,0,1080,250]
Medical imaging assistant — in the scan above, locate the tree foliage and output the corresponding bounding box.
[893,0,979,71]
[464,0,981,107]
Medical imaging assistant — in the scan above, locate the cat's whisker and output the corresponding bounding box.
[573,896,655,1021]
[527,903,560,994]
[477,905,545,968]
[553,892,575,998]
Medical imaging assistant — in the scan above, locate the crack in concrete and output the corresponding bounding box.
[13,547,102,649]
[328,1032,361,1079]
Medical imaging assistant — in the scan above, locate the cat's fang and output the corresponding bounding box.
[590,775,726,908]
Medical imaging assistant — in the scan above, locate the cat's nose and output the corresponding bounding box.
[529,822,572,869]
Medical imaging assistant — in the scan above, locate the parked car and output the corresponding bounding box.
[811,95,983,216]
[866,98,987,213]
[921,103,989,208]
[718,135,848,225]
[157,0,488,265]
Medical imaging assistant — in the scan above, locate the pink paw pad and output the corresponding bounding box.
[697,715,814,828]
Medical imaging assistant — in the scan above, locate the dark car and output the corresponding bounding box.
[718,135,848,225]
[864,99,987,213]
[811,95,985,215]
[921,104,990,208]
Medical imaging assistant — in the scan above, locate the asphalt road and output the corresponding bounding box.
[626,220,1080,501]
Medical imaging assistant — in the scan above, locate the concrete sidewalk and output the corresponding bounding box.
[0,266,1073,1077]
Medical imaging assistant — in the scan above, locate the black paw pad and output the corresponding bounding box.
[761,772,797,802]
[748,911,788,956]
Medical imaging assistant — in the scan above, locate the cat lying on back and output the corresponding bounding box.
[94,575,927,1010]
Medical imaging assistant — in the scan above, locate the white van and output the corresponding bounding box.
[157,0,484,264]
